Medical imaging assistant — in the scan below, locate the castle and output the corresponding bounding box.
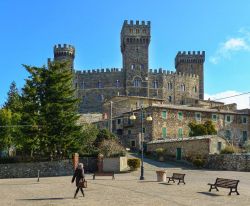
[49,20,205,113]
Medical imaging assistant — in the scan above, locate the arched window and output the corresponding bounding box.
[115,80,120,88]
[97,94,104,102]
[133,78,141,87]
[83,96,87,104]
[168,96,172,103]
[97,81,103,88]
[167,82,173,90]
[180,84,185,92]
[140,64,144,69]
[190,65,194,74]
[153,80,158,88]
[193,86,197,93]
[80,81,85,89]
[131,64,135,70]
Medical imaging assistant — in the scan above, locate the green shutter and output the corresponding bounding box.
[178,128,183,139]
[162,127,167,138]
[162,111,167,119]
[178,112,183,120]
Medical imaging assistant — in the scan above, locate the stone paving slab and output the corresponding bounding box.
[0,160,250,206]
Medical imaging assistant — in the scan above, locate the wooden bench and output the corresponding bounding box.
[208,178,240,195]
[93,172,115,180]
[167,173,186,185]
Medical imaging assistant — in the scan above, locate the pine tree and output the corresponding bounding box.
[0,109,12,152]
[43,61,82,158]
[4,81,22,113]
[20,66,45,158]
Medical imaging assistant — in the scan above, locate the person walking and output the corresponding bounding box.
[71,163,85,198]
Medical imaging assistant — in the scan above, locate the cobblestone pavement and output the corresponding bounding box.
[0,158,250,206]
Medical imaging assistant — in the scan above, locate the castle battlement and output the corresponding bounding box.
[123,20,150,27]
[75,68,122,75]
[175,51,205,68]
[148,69,198,78]
[54,44,75,59]
[176,51,205,56]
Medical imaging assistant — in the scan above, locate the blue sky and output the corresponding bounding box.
[0,0,249,108]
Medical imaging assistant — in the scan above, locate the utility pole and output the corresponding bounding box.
[110,101,113,132]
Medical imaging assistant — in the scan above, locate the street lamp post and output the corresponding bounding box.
[130,105,152,180]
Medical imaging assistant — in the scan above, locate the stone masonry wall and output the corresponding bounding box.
[206,154,250,171]
[0,157,98,178]
[0,160,73,179]
[147,138,210,158]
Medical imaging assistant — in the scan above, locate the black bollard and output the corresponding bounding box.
[37,170,40,182]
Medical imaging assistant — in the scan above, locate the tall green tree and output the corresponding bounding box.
[42,61,82,157]
[4,81,23,151]
[0,109,12,153]
[4,81,22,113]
[188,120,217,137]
[20,66,45,157]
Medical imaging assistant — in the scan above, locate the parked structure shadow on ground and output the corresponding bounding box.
[197,192,222,197]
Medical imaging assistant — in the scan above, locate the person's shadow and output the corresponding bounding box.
[16,197,74,201]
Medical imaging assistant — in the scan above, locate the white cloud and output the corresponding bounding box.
[205,91,250,110]
[223,38,249,51]
[209,30,250,64]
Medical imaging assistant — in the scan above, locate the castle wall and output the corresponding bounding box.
[74,69,125,113]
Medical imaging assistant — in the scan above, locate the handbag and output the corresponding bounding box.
[78,179,87,188]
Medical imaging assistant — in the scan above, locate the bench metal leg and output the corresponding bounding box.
[167,178,175,183]
[177,179,185,185]
[229,188,240,196]
[209,185,219,192]
[93,175,95,180]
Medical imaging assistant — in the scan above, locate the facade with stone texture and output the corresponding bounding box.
[147,135,229,160]
[95,104,249,149]
[48,20,203,113]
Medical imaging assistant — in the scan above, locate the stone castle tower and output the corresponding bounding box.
[175,51,205,99]
[48,20,204,113]
[53,44,75,70]
[121,20,151,97]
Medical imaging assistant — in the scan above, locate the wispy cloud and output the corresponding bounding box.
[209,29,250,64]
[205,90,250,109]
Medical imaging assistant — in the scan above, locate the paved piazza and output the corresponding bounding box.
[0,158,250,206]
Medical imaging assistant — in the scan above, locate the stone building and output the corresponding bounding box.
[95,104,249,149]
[147,135,229,160]
[48,20,203,113]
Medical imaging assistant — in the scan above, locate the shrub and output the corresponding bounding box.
[155,148,164,157]
[192,158,205,168]
[220,145,236,154]
[127,158,140,170]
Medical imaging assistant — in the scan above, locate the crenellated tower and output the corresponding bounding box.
[121,20,151,96]
[53,44,75,70]
[175,51,205,99]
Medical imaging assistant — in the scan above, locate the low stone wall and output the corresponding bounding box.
[103,157,128,172]
[206,154,250,171]
[0,160,73,179]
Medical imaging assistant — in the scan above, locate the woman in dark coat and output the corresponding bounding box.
[71,163,85,198]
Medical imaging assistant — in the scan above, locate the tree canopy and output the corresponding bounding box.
[188,120,217,137]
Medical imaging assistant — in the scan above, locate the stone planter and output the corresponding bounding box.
[156,170,167,182]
